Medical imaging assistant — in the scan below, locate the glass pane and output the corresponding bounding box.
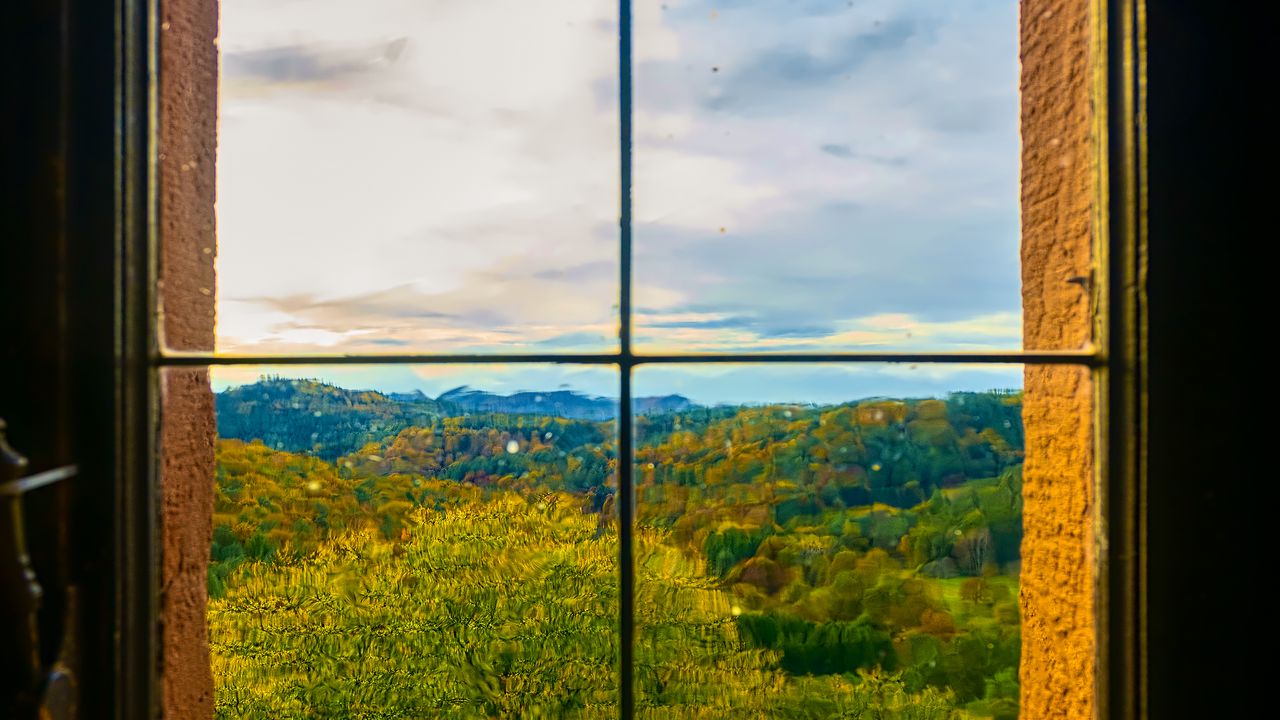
[210,2,618,354]
[633,364,1025,717]
[172,364,622,715]
[634,2,1024,352]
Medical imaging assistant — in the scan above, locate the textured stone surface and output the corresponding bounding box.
[159,370,215,719]
[1020,0,1097,717]
[1020,365,1095,718]
[158,0,218,716]
[1022,0,1095,352]
[158,0,218,354]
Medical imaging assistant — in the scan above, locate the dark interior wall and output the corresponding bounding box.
[1145,2,1258,716]
[3,0,137,714]
[0,0,75,713]
[1,0,71,472]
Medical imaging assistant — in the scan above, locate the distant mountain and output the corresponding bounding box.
[387,390,431,404]
[216,378,698,459]
[635,394,697,415]
[437,386,695,420]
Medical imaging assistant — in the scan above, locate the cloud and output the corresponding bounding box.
[530,261,618,283]
[634,198,1019,348]
[216,0,620,353]
[221,259,618,353]
[214,0,1022,363]
[703,17,920,113]
[819,143,856,159]
[629,0,1020,351]
[222,39,407,88]
[819,143,908,166]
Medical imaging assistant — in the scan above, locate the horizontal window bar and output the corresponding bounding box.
[631,351,1099,365]
[154,349,1102,367]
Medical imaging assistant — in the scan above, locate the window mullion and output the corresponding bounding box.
[618,2,635,718]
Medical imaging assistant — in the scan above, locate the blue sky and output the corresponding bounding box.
[213,1,1021,401]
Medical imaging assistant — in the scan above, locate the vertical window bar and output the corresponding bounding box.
[617,367,634,719]
[618,1,635,718]
[619,0,634,360]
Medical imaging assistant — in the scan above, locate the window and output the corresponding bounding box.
[142,0,1132,718]
[11,0,1203,716]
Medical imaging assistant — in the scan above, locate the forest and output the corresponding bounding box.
[210,379,1024,718]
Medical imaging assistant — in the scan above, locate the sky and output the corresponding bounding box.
[208,363,1023,407]
[213,0,1021,402]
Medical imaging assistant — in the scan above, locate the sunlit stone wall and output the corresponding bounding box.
[1020,0,1098,717]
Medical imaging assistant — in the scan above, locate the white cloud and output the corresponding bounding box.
[633,147,779,228]
[216,0,619,352]
[213,0,1023,363]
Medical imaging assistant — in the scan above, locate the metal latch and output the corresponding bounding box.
[1,419,77,718]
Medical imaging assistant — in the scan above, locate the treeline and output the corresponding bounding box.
[212,492,969,718]
[209,390,1025,718]
[216,377,443,461]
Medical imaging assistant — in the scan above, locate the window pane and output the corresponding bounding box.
[173,364,622,715]
[208,2,618,354]
[633,364,1025,717]
[634,2,1026,352]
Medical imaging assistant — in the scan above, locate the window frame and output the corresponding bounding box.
[100,0,1147,717]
